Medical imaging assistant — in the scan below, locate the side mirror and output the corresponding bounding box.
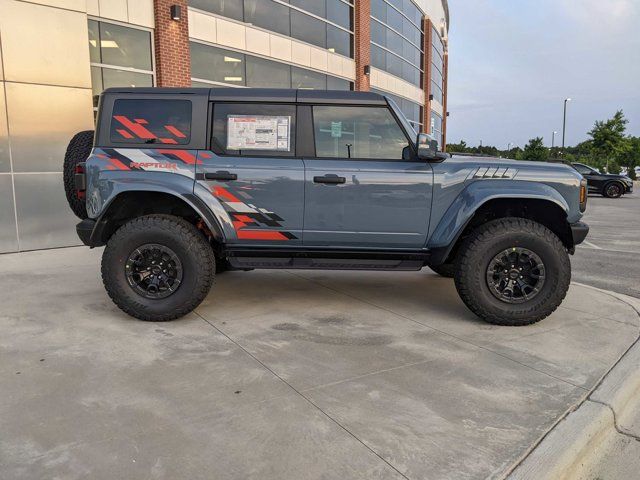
[417,133,447,161]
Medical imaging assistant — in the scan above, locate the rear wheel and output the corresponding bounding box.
[63,130,94,219]
[454,218,570,326]
[603,182,623,198]
[101,215,215,321]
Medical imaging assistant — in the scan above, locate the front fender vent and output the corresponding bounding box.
[473,167,517,179]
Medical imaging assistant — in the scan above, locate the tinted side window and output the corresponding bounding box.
[312,106,409,159]
[574,164,592,175]
[211,104,296,157]
[110,99,192,145]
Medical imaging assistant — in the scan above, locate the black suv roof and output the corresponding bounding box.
[101,87,387,105]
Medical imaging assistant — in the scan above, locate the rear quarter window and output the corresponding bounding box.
[110,99,192,145]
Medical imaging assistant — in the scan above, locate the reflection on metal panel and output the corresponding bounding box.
[0,84,10,172]
[6,83,93,172]
[0,0,91,87]
[15,0,86,10]
[14,173,80,250]
[0,175,18,252]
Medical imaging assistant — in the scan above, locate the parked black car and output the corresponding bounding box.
[571,163,633,198]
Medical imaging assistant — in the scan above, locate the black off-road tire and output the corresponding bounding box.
[101,215,215,321]
[603,182,623,198]
[454,217,571,326]
[63,130,94,219]
[429,263,455,278]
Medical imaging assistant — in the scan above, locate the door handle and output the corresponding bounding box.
[313,175,346,185]
[204,171,237,181]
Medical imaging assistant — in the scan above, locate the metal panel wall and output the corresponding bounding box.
[0,0,95,252]
[5,83,94,173]
[0,0,91,88]
[0,84,9,173]
[0,174,18,253]
[14,173,79,251]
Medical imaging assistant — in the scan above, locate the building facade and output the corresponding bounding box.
[0,0,449,253]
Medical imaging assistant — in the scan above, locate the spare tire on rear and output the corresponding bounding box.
[63,130,94,219]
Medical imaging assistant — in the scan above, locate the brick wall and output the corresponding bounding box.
[354,0,371,91]
[153,0,191,87]
[422,17,432,133]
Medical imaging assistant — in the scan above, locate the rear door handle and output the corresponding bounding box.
[313,174,346,185]
[204,171,237,182]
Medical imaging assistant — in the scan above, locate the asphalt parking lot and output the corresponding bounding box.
[572,189,640,298]
[1,189,638,480]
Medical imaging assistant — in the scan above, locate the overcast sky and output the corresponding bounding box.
[446,0,640,149]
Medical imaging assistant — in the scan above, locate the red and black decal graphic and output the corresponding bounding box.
[211,185,297,241]
[113,116,189,145]
[96,148,200,171]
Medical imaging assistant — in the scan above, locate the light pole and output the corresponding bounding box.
[562,99,571,150]
[552,131,557,148]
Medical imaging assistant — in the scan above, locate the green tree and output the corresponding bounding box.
[522,137,549,161]
[588,110,632,173]
[446,140,468,153]
[626,136,640,180]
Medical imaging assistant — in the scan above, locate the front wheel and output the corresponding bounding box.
[603,182,623,198]
[454,218,571,326]
[101,215,215,321]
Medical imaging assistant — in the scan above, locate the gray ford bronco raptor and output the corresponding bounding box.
[64,88,589,325]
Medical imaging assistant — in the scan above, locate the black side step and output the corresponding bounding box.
[225,247,430,271]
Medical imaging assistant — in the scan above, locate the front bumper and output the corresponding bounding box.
[624,183,633,194]
[570,221,589,246]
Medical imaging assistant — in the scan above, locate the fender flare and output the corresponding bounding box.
[427,180,570,264]
[87,174,232,246]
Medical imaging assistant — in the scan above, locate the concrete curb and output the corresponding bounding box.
[507,284,640,480]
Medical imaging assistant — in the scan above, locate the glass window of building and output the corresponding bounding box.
[370,88,422,132]
[370,0,423,87]
[189,0,353,58]
[431,26,445,105]
[190,42,353,91]
[190,42,245,85]
[292,67,327,90]
[246,56,291,88]
[244,0,291,37]
[88,20,154,107]
[430,111,443,147]
[313,106,410,159]
[190,0,244,21]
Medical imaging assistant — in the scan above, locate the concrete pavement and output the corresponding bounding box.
[571,192,640,299]
[1,246,638,479]
[509,290,640,480]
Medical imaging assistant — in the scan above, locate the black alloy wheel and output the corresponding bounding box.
[604,183,622,198]
[125,244,183,299]
[486,247,545,304]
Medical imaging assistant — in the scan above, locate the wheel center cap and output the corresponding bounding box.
[151,266,161,274]
[508,269,520,280]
